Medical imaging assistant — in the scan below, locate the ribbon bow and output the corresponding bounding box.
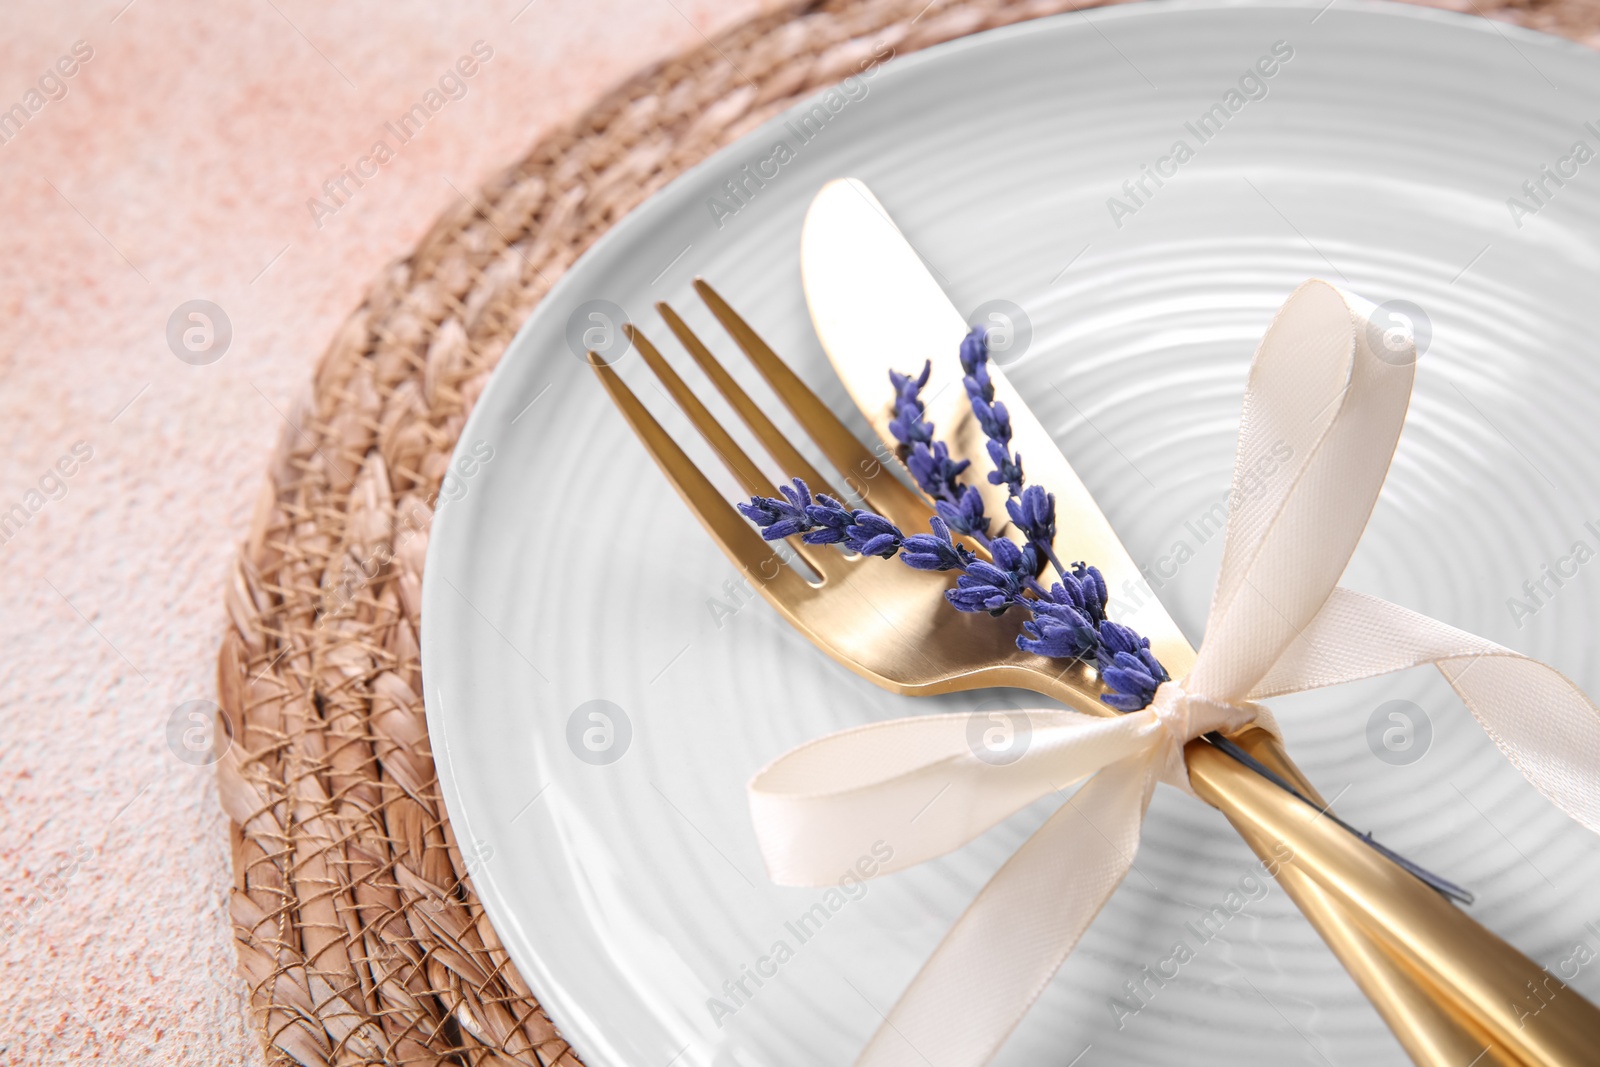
[748,281,1600,1067]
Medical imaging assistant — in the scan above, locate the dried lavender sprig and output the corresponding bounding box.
[735,481,976,570]
[737,477,1160,711]
[959,328,1025,496]
[734,478,816,540]
[1006,484,1069,583]
[958,328,1073,580]
[888,360,993,543]
[887,362,933,446]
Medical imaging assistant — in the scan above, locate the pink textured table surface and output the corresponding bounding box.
[0,1,765,1062]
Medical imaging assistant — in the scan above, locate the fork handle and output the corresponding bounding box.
[1187,729,1598,1065]
[1266,864,1521,1066]
[1214,728,1525,1066]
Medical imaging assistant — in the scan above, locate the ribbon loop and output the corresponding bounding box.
[746,279,1600,1067]
[1255,586,1600,834]
[1190,281,1416,704]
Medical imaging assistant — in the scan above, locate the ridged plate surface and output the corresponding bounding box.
[423,4,1600,1063]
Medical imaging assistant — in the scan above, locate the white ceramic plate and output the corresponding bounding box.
[422,3,1600,1063]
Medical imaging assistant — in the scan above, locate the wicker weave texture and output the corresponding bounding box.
[213,0,1600,1063]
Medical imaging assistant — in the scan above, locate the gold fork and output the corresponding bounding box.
[588,280,1598,1066]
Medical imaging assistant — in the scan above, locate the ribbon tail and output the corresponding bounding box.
[857,753,1159,1067]
[1254,586,1600,834]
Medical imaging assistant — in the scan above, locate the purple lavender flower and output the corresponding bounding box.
[1006,485,1055,548]
[958,327,987,377]
[960,327,1031,508]
[1100,653,1166,711]
[947,567,1020,614]
[801,493,854,545]
[946,536,1035,615]
[800,493,907,558]
[1072,561,1109,623]
[963,363,994,405]
[1012,571,1100,659]
[935,484,991,540]
[969,396,1011,445]
[888,359,993,542]
[845,511,905,559]
[907,441,971,502]
[737,478,817,541]
[1017,600,1100,660]
[1002,484,1061,578]
[1095,620,1170,711]
[889,398,934,446]
[891,360,931,404]
[900,516,974,571]
[986,439,1024,497]
[1032,569,1097,622]
[887,361,935,447]
[1096,619,1149,659]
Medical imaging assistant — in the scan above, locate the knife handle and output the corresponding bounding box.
[1265,864,1522,1066]
[1211,727,1526,1066]
[1187,728,1597,1065]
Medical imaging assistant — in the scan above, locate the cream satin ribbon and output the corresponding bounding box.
[748,280,1600,1067]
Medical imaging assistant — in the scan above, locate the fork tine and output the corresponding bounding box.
[658,301,843,505]
[627,325,777,501]
[692,279,933,530]
[587,352,812,601]
[615,329,845,582]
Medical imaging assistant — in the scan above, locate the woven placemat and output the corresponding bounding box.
[214,0,1600,1063]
